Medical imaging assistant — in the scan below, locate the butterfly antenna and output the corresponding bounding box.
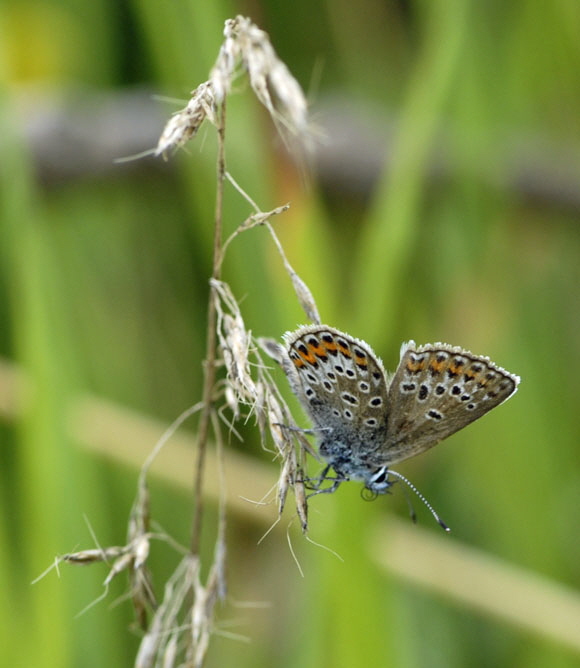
[388,469,450,532]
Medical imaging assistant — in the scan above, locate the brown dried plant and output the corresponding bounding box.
[55,16,320,668]
[156,15,312,159]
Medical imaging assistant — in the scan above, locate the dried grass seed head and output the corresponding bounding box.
[211,16,310,139]
[213,280,258,404]
[63,546,125,565]
[157,15,312,158]
[294,474,309,534]
[155,81,217,158]
[222,313,257,399]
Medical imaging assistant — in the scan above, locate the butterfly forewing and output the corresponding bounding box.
[284,326,389,448]
[383,342,519,461]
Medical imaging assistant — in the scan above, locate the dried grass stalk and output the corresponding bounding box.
[59,15,320,668]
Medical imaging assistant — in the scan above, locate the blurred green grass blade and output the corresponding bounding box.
[0,86,71,666]
[351,1,467,341]
[0,85,126,668]
[132,0,232,89]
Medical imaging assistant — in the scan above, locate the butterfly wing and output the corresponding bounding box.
[382,341,520,464]
[283,326,390,469]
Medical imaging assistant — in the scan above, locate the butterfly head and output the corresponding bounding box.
[362,466,395,498]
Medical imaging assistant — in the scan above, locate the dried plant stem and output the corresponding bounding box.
[190,101,227,555]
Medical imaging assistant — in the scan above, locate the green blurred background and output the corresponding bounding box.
[1,1,579,666]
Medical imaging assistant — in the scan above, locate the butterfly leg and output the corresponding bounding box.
[303,465,347,498]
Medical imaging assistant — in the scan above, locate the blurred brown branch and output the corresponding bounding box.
[7,87,580,211]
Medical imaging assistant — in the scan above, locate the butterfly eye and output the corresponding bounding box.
[365,466,393,495]
[370,467,388,485]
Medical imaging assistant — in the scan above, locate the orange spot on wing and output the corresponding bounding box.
[337,342,352,357]
[406,359,425,373]
[429,359,446,374]
[322,339,338,353]
[354,350,368,368]
[294,342,319,365]
[308,342,326,358]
